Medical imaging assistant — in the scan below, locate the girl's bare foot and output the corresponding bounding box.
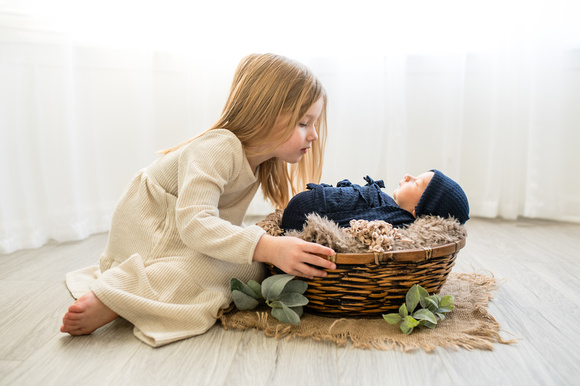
[60,291,118,335]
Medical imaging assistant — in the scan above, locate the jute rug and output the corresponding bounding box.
[219,272,516,352]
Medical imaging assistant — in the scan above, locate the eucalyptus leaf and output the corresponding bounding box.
[230,278,259,299]
[424,297,439,312]
[438,305,455,313]
[418,285,429,299]
[440,295,454,308]
[423,321,437,329]
[291,306,304,317]
[417,320,436,329]
[230,276,309,325]
[278,292,309,307]
[383,313,403,325]
[400,316,419,334]
[268,300,283,308]
[399,303,408,318]
[230,278,243,291]
[406,284,429,313]
[417,285,432,308]
[400,323,414,335]
[262,274,295,300]
[282,280,308,295]
[405,315,420,328]
[229,278,245,294]
[247,280,263,299]
[271,303,301,325]
[406,285,421,313]
[231,289,260,310]
[413,309,437,324]
[382,284,455,335]
[426,295,440,308]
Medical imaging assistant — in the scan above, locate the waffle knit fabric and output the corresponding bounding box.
[415,169,470,224]
[65,129,266,347]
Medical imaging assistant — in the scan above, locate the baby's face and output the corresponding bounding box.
[392,171,434,216]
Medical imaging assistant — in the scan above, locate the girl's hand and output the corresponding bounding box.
[253,234,336,279]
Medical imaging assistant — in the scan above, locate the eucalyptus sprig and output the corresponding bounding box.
[230,274,308,325]
[383,284,455,334]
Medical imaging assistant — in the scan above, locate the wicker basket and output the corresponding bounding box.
[267,237,466,317]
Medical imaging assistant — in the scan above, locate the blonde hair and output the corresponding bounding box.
[160,53,327,209]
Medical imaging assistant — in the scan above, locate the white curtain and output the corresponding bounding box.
[1,0,579,253]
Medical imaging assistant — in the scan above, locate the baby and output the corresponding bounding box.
[281,169,469,232]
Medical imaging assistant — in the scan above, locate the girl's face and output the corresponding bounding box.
[270,97,324,164]
[392,171,434,216]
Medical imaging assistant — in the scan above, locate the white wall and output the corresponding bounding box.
[1,0,579,253]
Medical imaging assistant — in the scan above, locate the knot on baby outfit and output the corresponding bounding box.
[362,175,385,188]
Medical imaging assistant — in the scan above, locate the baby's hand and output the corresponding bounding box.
[253,235,336,279]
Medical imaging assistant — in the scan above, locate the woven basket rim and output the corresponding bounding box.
[315,237,466,265]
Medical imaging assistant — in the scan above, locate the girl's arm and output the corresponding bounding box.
[253,234,336,279]
[175,129,335,278]
[175,130,266,265]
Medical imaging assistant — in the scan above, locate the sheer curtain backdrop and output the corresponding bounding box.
[1,0,579,253]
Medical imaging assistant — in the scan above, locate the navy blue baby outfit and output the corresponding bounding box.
[281,176,416,232]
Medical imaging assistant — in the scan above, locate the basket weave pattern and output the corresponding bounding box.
[268,238,465,317]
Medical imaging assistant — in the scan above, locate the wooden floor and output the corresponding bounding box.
[1,217,579,386]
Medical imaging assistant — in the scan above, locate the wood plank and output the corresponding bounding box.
[437,343,567,386]
[436,299,567,386]
[338,348,453,385]
[0,233,108,281]
[110,325,244,386]
[1,218,580,385]
[224,329,280,385]
[267,337,338,386]
[0,281,71,361]
[0,361,21,380]
[489,278,580,381]
[450,218,580,384]
[1,318,141,385]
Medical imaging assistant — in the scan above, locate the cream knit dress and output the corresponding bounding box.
[65,129,267,347]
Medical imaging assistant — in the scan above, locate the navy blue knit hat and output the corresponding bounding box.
[415,170,470,224]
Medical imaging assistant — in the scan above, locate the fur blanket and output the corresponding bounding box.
[256,210,467,253]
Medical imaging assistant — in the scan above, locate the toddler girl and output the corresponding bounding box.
[60,53,336,347]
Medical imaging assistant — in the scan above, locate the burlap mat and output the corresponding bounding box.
[219,272,516,351]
